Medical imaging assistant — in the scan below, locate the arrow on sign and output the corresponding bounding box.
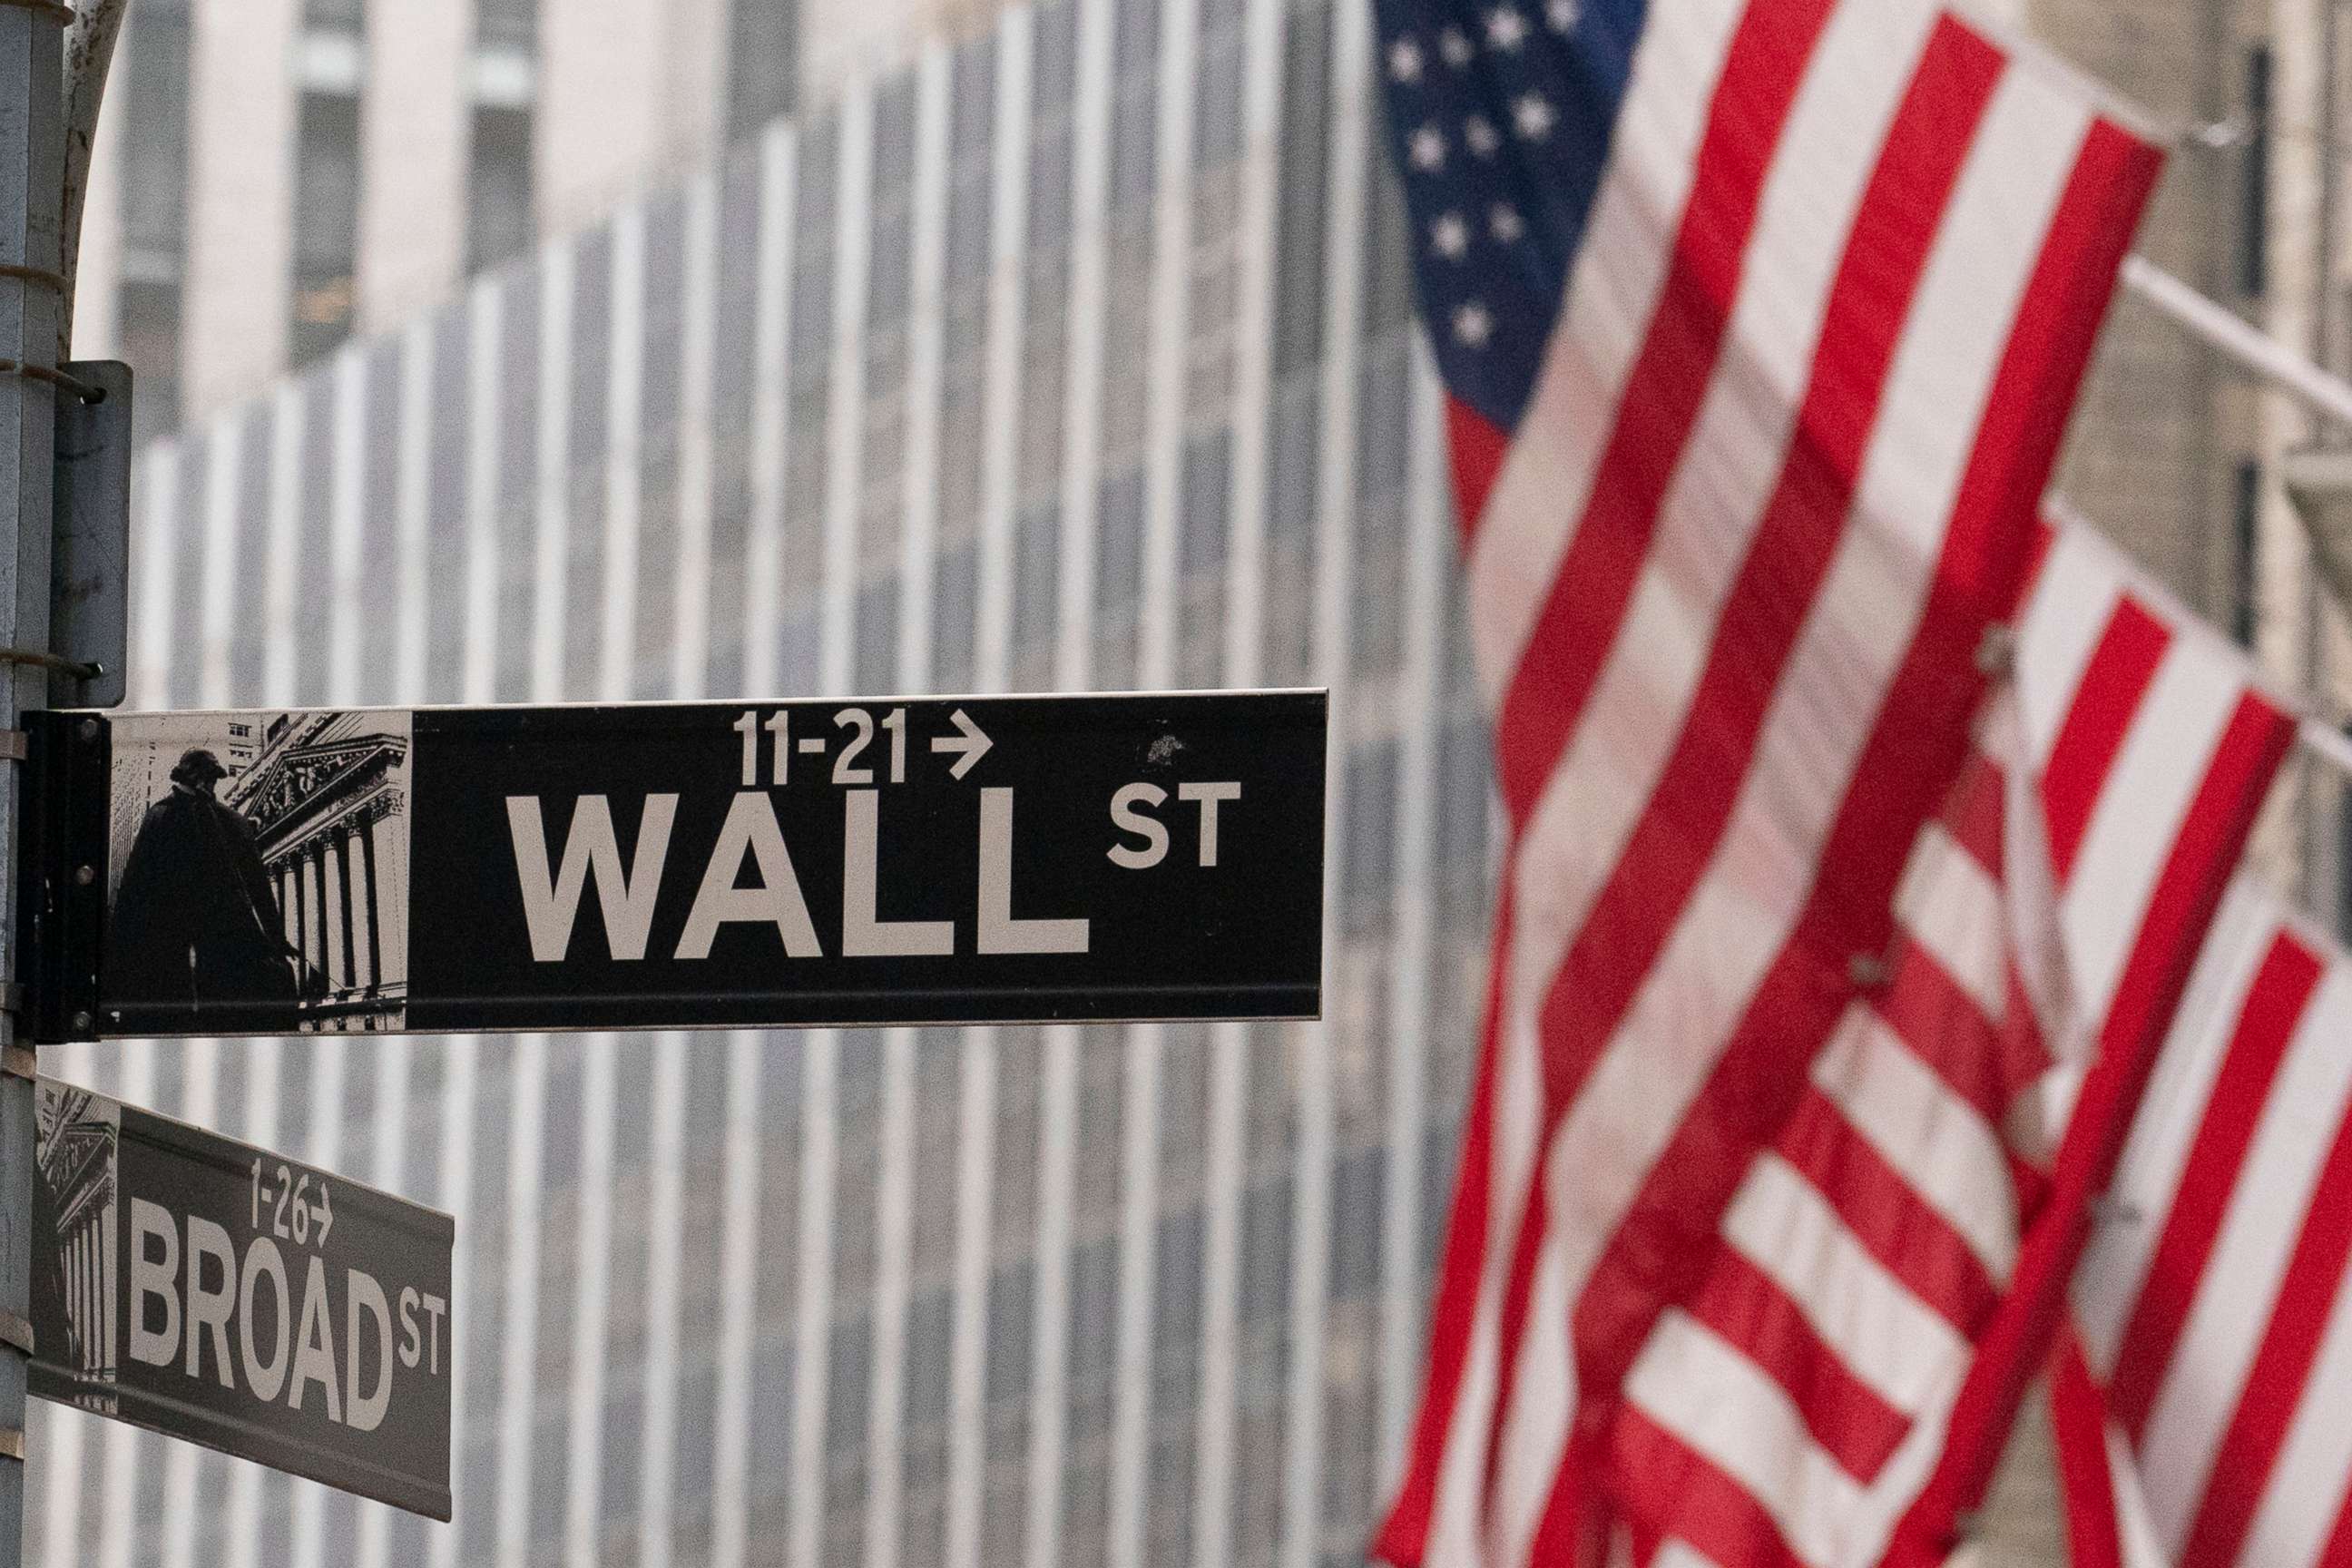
[313,1183,333,1245]
[932,709,993,779]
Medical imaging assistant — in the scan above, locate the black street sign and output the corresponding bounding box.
[30,1078,455,1518]
[49,689,1325,1039]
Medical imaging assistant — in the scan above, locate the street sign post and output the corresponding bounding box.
[29,1077,455,1518]
[26,689,1327,1041]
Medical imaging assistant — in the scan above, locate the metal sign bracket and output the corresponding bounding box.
[12,710,106,1042]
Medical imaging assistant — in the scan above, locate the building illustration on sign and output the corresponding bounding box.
[31,1083,120,1413]
[100,710,413,1035]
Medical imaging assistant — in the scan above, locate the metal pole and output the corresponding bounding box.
[2122,254,2352,428]
[0,3,63,1564]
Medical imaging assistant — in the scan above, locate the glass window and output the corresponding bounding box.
[728,0,796,140]
[291,92,362,366]
[469,106,535,274]
[477,0,534,48]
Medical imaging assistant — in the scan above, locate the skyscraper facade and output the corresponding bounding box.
[32,0,1497,1564]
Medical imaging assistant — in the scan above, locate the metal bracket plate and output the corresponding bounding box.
[49,359,130,708]
[0,1310,33,1357]
[14,712,106,1041]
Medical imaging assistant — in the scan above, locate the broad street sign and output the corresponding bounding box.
[36,689,1326,1039]
[30,1078,455,1518]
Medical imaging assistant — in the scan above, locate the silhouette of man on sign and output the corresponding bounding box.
[105,748,303,1014]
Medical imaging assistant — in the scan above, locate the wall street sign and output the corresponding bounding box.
[41,690,1326,1039]
[30,1079,456,1518]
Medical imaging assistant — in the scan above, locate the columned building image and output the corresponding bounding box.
[227,712,412,1030]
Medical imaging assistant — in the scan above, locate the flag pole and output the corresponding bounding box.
[2118,255,2352,428]
[2107,257,2352,785]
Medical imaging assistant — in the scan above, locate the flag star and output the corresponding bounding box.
[1387,36,1424,83]
[1513,92,1555,140]
[1439,26,1475,65]
[1546,0,1581,30]
[1490,202,1525,242]
[1408,122,1446,171]
[1454,302,1494,347]
[1485,5,1529,50]
[1431,211,1470,259]
[1464,115,1501,157]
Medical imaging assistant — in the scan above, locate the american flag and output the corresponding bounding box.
[1360,0,2287,1557]
[2052,876,2352,1568]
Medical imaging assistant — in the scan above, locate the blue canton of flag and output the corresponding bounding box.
[1370,0,1644,429]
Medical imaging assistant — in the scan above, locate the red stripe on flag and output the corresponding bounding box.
[2042,597,2171,884]
[1685,1242,1916,1484]
[2177,1057,2352,1568]
[1777,1087,2001,1330]
[2107,930,2323,1440]
[1885,690,2297,1568]
[1372,891,1515,1568]
[1611,1407,1811,1568]
[2319,1484,2352,1568]
[1875,932,2018,1130]
[1480,22,2007,1514]
[1485,0,1839,824]
[2051,1334,2126,1568]
[1447,398,1512,542]
[1938,753,2005,882]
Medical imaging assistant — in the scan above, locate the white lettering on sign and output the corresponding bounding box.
[1177,781,1240,867]
[1108,780,1242,868]
[127,1202,421,1431]
[841,790,954,956]
[506,794,680,961]
[674,791,824,959]
[1107,783,1170,869]
[398,1287,447,1375]
[978,789,1089,954]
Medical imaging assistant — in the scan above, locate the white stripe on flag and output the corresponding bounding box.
[2137,965,2352,1552]
[1627,1314,1868,1568]
[1463,0,1748,699]
[2238,1280,2352,1568]
[2015,530,2130,774]
[1479,36,2099,1567]
[1724,1154,1973,1414]
[2061,639,2255,1034]
[1810,1012,2017,1285]
[1896,823,2008,1023]
[2072,879,2276,1371]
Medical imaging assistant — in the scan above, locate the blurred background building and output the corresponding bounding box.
[28,0,2350,1564]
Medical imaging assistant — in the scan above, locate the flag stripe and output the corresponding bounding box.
[2105,931,2322,1440]
[1482,26,2007,1531]
[2138,965,2352,1550]
[2041,597,2169,881]
[1463,0,1747,664]
[1685,1245,1916,1483]
[1624,1316,1867,1568]
[2072,878,2277,1372]
[1372,890,1514,1566]
[1808,1011,2016,1286]
[1486,0,1864,823]
[1614,1411,1813,1568]
[1890,691,2297,1568]
[1724,1152,1972,1422]
[2178,1098,2352,1568]
[1776,1085,1999,1333]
